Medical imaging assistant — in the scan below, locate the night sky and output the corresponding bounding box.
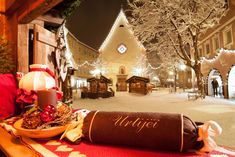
[66,0,127,50]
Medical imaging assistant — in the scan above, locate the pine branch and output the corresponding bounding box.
[0,36,15,73]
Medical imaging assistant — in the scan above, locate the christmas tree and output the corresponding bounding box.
[0,36,15,73]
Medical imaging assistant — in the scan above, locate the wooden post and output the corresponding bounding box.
[18,24,29,73]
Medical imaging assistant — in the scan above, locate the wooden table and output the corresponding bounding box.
[0,127,39,157]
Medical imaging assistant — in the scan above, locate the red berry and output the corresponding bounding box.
[44,104,56,113]
[40,111,54,122]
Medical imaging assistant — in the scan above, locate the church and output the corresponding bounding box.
[67,4,147,91]
[98,10,146,91]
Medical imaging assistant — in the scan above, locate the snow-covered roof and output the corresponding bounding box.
[99,9,145,52]
[66,0,126,50]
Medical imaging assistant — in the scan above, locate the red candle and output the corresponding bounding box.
[37,89,57,109]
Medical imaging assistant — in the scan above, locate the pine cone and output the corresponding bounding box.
[55,104,71,118]
[22,111,43,129]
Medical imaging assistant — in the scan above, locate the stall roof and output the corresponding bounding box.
[87,75,112,83]
[126,76,150,83]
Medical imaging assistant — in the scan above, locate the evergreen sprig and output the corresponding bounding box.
[54,0,81,19]
[0,36,15,74]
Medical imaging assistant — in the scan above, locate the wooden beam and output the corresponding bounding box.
[37,14,64,26]
[0,0,16,13]
[4,0,21,15]
[15,0,63,24]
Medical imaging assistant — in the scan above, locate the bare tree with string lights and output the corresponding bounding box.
[127,0,228,96]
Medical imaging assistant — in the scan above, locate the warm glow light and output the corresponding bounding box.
[166,78,174,82]
[90,69,101,76]
[134,68,143,76]
[169,71,174,75]
[136,68,142,73]
[90,69,106,76]
[70,76,76,87]
[65,52,72,59]
[180,64,186,71]
[117,44,127,54]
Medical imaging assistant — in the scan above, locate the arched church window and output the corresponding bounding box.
[119,66,126,74]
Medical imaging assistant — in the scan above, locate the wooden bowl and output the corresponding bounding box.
[14,119,67,138]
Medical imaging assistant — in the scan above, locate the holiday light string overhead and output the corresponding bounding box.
[74,55,163,70]
[147,63,163,70]
[76,60,96,67]
[201,48,235,63]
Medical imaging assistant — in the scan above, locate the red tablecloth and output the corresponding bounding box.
[34,138,235,157]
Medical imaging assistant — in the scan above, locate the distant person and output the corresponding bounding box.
[211,78,218,96]
[169,82,173,93]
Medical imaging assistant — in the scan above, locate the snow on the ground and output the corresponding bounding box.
[72,89,235,148]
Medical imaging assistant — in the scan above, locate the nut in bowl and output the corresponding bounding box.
[14,119,67,138]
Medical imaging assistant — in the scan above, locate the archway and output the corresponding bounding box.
[228,65,235,99]
[207,69,223,97]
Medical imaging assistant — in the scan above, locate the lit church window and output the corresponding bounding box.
[117,44,127,54]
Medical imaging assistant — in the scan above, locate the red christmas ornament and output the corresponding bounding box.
[40,111,54,122]
[44,104,56,113]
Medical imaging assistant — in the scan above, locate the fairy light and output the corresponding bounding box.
[147,63,163,70]
[77,61,96,67]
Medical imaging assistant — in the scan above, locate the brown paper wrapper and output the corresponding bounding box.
[83,111,203,152]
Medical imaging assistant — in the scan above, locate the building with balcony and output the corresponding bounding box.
[199,0,235,99]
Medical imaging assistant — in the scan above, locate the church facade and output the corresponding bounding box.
[66,8,148,92]
[98,10,146,91]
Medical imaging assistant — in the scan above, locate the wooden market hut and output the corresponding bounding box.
[126,76,150,95]
[81,75,114,99]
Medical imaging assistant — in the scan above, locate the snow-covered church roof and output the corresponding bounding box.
[66,0,126,50]
[99,9,145,52]
[66,0,144,51]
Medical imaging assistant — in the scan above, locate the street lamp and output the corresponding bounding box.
[180,64,186,71]
[168,70,175,92]
[169,71,174,75]
[90,69,101,76]
[134,68,143,76]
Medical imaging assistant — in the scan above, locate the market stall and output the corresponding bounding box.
[81,75,114,99]
[126,76,150,95]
